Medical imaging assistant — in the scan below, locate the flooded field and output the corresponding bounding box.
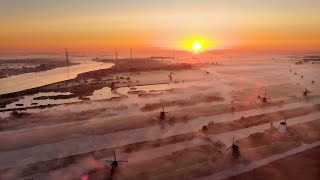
[0,92,80,110]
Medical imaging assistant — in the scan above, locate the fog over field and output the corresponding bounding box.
[0,51,319,180]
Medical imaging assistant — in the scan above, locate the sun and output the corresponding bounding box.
[192,41,202,52]
[183,37,210,52]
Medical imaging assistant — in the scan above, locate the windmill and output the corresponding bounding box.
[303,88,311,96]
[202,125,208,133]
[227,136,240,159]
[105,151,128,176]
[258,92,270,103]
[278,114,288,133]
[160,105,168,120]
[110,82,116,91]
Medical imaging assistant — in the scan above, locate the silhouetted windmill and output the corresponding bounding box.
[202,125,208,133]
[160,105,168,120]
[303,88,311,96]
[258,92,270,103]
[227,136,240,159]
[105,151,127,176]
[110,82,116,91]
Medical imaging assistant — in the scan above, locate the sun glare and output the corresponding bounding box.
[192,42,202,52]
[181,36,212,52]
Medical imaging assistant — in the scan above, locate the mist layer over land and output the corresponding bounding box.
[0,51,319,180]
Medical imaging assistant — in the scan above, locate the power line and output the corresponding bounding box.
[65,48,69,64]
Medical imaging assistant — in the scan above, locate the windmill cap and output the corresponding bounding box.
[280,122,287,125]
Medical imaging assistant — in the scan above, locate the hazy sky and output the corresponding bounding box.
[1,0,320,52]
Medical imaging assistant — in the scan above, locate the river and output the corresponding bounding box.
[0,59,114,95]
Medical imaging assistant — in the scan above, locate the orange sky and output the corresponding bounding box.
[1,0,320,52]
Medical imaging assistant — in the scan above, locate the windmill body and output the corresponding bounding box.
[105,151,127,176]
[278,122,287,133]
[110,82,116,91]
[303,88,311,96]
[278,115,288,133]
[231,144,240,159]
[262,97,267,103]
[110,161,118,176]
[160,111,165,120]
[160,105,168,120]
[227,137,240,159]
[260,92,270,103]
